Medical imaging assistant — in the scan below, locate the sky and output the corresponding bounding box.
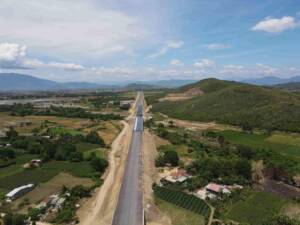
[0,0,300,83]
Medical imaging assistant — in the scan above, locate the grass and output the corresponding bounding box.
[226,191,288,225]
[155,198,206,225]
[76,142,102,152]
[83,148,106,160]
[47,126,83,136]
[0,154,39,179]
[0,161,96,192]
[218,130,300,160]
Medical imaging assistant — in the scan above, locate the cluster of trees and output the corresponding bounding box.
[187,156,252,185]
[156,123,187,145]
[2,128,108,171]
[3,213,26,225]
[155,150,179,167]
[0,104,122,121]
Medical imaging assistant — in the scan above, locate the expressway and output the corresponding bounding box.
[111,92,144,225]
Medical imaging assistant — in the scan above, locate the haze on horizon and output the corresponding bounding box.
[0,0,299,83]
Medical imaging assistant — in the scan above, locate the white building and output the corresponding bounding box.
[6,184,34,201]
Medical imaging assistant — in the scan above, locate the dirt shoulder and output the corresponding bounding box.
[143,129,171,225]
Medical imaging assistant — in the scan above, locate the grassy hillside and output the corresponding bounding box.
[152,78,300,132]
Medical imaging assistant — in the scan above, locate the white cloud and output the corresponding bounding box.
[0,0,151,59]
[0,43,28,69]
[148,40,184,58]
[205,43,231,50]
[297,11,300,16]
[256,63,279,74]
[48,62,84,71]
[252,16,297,33]
[170,59,184,66]
[0,42,84,71]
[194,59,215,69]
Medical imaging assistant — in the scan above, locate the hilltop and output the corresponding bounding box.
[152,78,300,132]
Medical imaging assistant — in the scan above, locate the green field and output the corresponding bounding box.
[76,142,102,152]
[0,161,96,192]
[0,154,39,179]
[218,130,300,160]
[156,198,206,225]
[48,126,83,136]
[226,191,288,225]
[83,148,106,159]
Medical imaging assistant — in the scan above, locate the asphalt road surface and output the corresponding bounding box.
[111,92,144,225]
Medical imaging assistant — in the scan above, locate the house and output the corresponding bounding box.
[6,184,34,201]
[163,169,192,184]
[196,183,232,200]
[31,159,42,167]
[23,159,42,169]
[119,100,133,110]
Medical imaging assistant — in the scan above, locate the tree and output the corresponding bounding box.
[55,144,76,161]
[86,131,105,147]
[69,151,83,162]
[90,157,108,173]
[235,159,252,180]
[237,145,255,160]
[164,150,179,166]
[6,127,18,140]
[217,135,225,148]
[4,213,26,225]
[155,154,165,167]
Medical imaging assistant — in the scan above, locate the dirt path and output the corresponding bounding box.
[77,98,138,225]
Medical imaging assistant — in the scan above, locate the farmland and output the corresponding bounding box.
[153,186,211,218]
[225,191,288,225]
[0,161,97,192]
[155,198,206,225]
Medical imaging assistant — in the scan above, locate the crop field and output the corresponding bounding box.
[218,130,300,160]
[156,198,206,225]
[0,161,96,192]
[226,191,287,224]
[153,186,210,217]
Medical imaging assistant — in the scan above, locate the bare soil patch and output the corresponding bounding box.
[256,179,300,199]
[159,87,204,102]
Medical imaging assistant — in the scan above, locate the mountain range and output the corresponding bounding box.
[242,76,300,86]
[0,73,196,91]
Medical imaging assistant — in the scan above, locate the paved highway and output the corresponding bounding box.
[112,92,144,225]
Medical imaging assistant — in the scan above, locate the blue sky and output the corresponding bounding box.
[0,0,299,83]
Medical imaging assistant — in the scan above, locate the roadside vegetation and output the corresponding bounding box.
[0,91,129,225]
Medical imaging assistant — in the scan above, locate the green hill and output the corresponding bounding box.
[152,78,300,132]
